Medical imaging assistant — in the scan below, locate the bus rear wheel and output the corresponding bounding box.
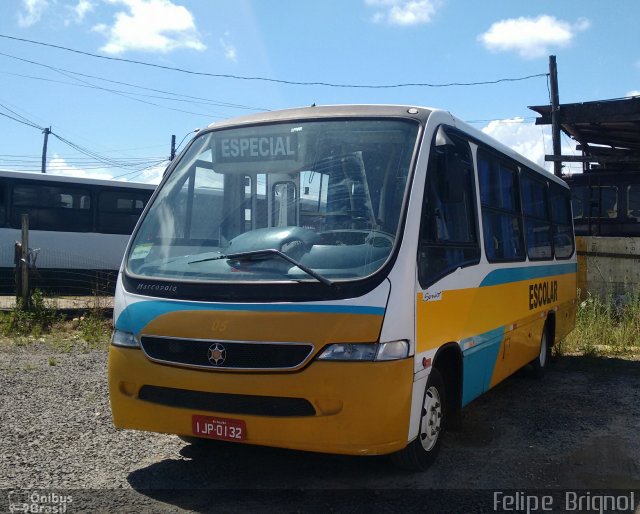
[530,325,549,378]
[391,368,446,471]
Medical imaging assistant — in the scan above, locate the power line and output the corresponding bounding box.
[0,52,269,120]
[0,110,42,130]
[0,33,549,89]
[49,65,227,119]
[0,69,258,113]
[0,55,266,111]
[0,102,44,130]
[0,99,168,169]
[0,103,44,128]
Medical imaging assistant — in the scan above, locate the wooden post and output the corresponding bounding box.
[549,55,562,177]
[14,242,22,303]
[21,214,30,309]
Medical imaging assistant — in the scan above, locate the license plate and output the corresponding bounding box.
[192,415,246,441]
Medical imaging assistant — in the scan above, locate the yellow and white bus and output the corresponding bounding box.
[109,105,576,470]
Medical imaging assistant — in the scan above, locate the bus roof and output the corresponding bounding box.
[200,104,567,189]
[0,168,157,190]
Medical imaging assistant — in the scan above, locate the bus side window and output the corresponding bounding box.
[477,151,524,262]
[98,190,151,234]
[0,183,5,226]
[418,129,480,287]
[550,184,574,259]
[11,184,92,232]
[521,173,552,260]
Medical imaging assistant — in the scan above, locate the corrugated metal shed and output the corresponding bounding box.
[529,96,640,172]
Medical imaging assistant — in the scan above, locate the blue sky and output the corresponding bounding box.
[0,0,638,183]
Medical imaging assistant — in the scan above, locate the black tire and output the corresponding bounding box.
[530,324,550,378]
[391,368,446,471]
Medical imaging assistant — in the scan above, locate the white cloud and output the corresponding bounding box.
[48,155,115,180]
[94,0,206,55]
[18,0,50,27]
[68,0,94,24]
[365,0,441,26]
[626,90,640,97]
[47,154,167,183]
[220,35,237,62]
[133,162,168,184]
[481,118,581,174]
[478,15,590,59]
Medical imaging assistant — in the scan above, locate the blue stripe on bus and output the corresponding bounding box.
[479,263,577,287]
[115,300,385,335]
[461,326,505,407]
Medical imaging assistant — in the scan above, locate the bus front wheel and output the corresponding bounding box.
[391,368,446,471]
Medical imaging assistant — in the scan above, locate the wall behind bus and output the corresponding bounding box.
[576,236,640,300]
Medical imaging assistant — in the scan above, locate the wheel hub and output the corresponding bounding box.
[420,385,442,451]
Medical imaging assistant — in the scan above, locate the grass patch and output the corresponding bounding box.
[557,293,640,357]
[0,290,62,337]
[0,291,112,351]
[76,311,111,346]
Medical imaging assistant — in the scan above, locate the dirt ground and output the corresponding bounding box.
[1,342,639,512]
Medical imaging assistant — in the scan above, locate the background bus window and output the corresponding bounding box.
[571,185,586,219]
[299,171,328,230]
[521,173,552,260]
[550,184,574,259]
[11,184,91,232]
[190,167,225,242]
[271,181,297,227]
[98,190,151,234]
[478,152,524,262]
[418,131,479,286]
[0,183,5,225]
[627,185,640,220]
[588,186,618,218]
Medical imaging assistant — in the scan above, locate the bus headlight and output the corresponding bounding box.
[111,330,139,348]
[317,343,377,361]
[317,341,409,361]
[375,340,410,361]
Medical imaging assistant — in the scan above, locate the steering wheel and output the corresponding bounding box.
[365,231,395,248]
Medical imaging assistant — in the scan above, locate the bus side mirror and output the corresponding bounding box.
[435,126,455,148]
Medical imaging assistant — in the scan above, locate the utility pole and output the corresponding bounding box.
[548,55,562,177]
[41,126,51,174]
[170,134,176,161]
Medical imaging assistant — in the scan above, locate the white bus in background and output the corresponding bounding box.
[0,169,156,295]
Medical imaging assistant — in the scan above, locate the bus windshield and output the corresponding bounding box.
[127,118,420,283]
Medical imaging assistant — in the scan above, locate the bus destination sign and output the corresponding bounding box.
[216,133,298,163]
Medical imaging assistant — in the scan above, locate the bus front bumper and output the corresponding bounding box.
[108,346,413,456]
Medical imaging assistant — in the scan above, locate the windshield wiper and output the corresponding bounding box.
[188,249,334,287]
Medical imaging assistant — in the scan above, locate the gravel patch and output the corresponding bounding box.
[1,341,639,512]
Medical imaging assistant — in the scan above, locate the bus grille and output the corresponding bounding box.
[138,385,316,417]
[140,336,314,370]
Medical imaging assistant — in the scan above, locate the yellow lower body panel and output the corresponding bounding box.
[109,347,413,456]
